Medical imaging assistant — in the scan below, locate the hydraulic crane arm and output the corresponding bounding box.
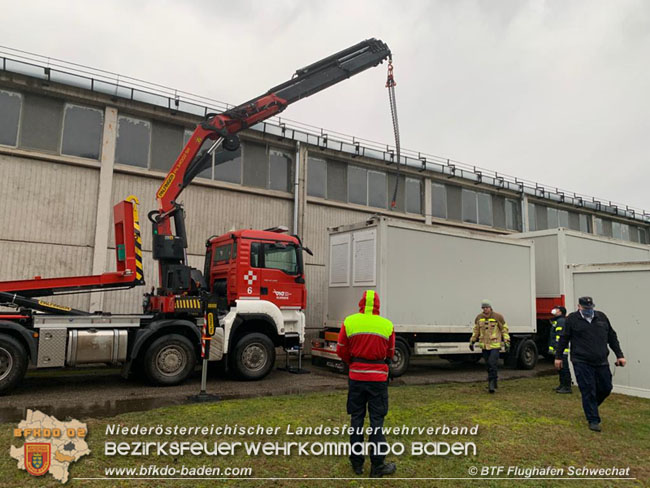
[148,38,391,296]
[154,39,391,227]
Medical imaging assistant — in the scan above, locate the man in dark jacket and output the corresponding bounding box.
[555,297,626,432]
[337,290,396,478]
[548,306,572,393]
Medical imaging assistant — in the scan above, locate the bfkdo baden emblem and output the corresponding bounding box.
[25,443,51,476]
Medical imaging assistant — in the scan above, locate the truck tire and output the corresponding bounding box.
[516,339,538,370]
[142,334,196,386]
[0,334,28,395]
[390,340,410,378]
[231,333,275,381]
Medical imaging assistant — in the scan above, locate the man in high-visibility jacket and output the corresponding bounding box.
[337,290,396,478]
[469,299,510,393]
[548,306,572,394]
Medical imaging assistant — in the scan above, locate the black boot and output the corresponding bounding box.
[370,462,396,478]
[488,378,496,393]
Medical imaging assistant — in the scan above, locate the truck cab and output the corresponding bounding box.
[205,230,307,311]
[202,229,307,380]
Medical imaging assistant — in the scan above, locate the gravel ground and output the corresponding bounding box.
[0,356,555,423]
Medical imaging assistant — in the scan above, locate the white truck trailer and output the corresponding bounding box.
[311,217,539,376]
[511,228,650,316]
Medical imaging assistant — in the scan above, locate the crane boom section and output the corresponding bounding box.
[155,38,391,220]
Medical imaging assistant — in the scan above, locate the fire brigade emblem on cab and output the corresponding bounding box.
[244,271,258,286]
[24,443,51,476]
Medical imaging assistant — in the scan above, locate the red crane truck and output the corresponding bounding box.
[0,39,392,394]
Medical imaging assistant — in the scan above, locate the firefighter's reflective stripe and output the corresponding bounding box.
[550,320,569,354]
[472,314,509,350]
[555,326,569,354]
[350,369,388,375]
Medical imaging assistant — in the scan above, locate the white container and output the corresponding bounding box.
[326,217,536,342]
[565,261,650,399]
[511,228,650,308]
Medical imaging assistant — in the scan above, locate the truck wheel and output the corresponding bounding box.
[516,339,538,370]
[143,334,196,386]
[0,335,28,395]
[390,340,410,378]
[231,333,275,381]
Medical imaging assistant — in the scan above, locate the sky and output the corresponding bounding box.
[1,0,648,210]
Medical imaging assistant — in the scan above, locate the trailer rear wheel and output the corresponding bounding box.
[231,333,275,381]
[0,334,28,395]
[516,339,538,370]
[390,340,410,378]
[143,334,196,386]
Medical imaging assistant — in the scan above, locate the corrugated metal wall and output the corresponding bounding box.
[302,202,377,329]
[0,155,98,310]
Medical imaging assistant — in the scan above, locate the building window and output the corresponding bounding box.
[241,142,290,191]
[116,116,151,168]
[61,104,104,160]
[368,170,387,208]
[307,157,327,198]
[612,221,630,241]
[19,93,63,153]
[431,182,447,219]
[595,217,613,237]
[461,189,478,224]
[348,166,368,205]
[269,149,291,192]
[477,192,493,226]
[528,203,537,231]
[0,89,21,147]
[579,214,591,233]
[547,207,558,228]
[214,145,242,184]
[505,198,521,231]
[638,227,648,244]
[150,121,184,172]
[461,189,493,226]
[558,209,569,228]
[405,178,422,214]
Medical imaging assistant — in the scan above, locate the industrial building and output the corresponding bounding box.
[1,47,649,340]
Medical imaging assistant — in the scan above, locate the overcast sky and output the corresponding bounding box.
[1,0,648,210]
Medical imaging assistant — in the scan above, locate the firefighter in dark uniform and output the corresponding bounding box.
[548,306,572,393]
[337,290,396,478]
[555,297,626,432]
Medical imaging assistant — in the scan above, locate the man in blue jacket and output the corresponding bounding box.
[555,297,626,432]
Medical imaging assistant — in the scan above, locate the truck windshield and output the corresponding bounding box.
[251,242,300,275]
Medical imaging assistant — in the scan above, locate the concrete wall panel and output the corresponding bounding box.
[0,155,98,246]
[0,240,92,310]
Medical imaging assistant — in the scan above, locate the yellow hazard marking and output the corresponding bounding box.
[37,301,72,312]
[207,314,215,336]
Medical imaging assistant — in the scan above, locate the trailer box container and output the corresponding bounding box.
[565,262,650,399]
[511,228,650,315]
[313,217,538,374]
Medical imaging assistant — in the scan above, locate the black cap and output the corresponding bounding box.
[578,296,594,308]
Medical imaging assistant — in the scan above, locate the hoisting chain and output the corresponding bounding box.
[386,58,401,208]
